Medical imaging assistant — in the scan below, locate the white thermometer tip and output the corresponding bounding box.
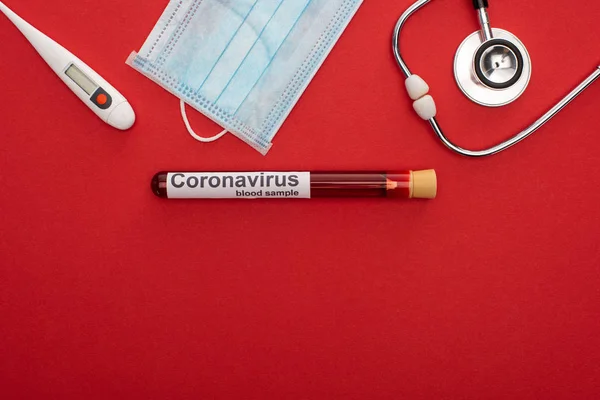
[107,102,136,130]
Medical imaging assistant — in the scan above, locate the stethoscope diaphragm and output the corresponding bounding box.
[454,28,531,107]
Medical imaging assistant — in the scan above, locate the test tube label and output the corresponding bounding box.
[166,172,311,199]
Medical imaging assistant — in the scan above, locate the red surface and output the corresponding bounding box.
[1,0,599,398]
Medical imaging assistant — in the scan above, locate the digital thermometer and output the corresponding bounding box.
[0,1,135,130]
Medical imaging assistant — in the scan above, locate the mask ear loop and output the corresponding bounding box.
[180,100,228,143]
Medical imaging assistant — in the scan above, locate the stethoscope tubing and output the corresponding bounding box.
[393,0,600,157]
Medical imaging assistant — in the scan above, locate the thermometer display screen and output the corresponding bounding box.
[65,64,98,95]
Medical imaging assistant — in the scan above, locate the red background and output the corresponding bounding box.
[1,0,599,398]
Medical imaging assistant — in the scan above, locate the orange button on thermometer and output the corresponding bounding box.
[97,94,108,105]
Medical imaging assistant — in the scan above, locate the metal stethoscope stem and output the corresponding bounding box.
[393,0,600,157]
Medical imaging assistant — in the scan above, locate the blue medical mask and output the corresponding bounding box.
[127,0,363,154]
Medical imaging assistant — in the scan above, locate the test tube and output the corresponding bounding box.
[151,170,436,199]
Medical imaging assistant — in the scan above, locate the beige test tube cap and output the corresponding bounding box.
[411,169,437,199]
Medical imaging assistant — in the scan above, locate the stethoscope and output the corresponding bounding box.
[393,0,600,157]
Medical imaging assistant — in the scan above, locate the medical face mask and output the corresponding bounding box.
[127,0,363,154]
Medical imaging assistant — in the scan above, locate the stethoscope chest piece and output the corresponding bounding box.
[454,28,531,107]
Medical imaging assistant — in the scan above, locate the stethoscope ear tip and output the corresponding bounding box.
[404,75,437,120]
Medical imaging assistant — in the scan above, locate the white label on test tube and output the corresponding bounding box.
[166,172,311,199]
